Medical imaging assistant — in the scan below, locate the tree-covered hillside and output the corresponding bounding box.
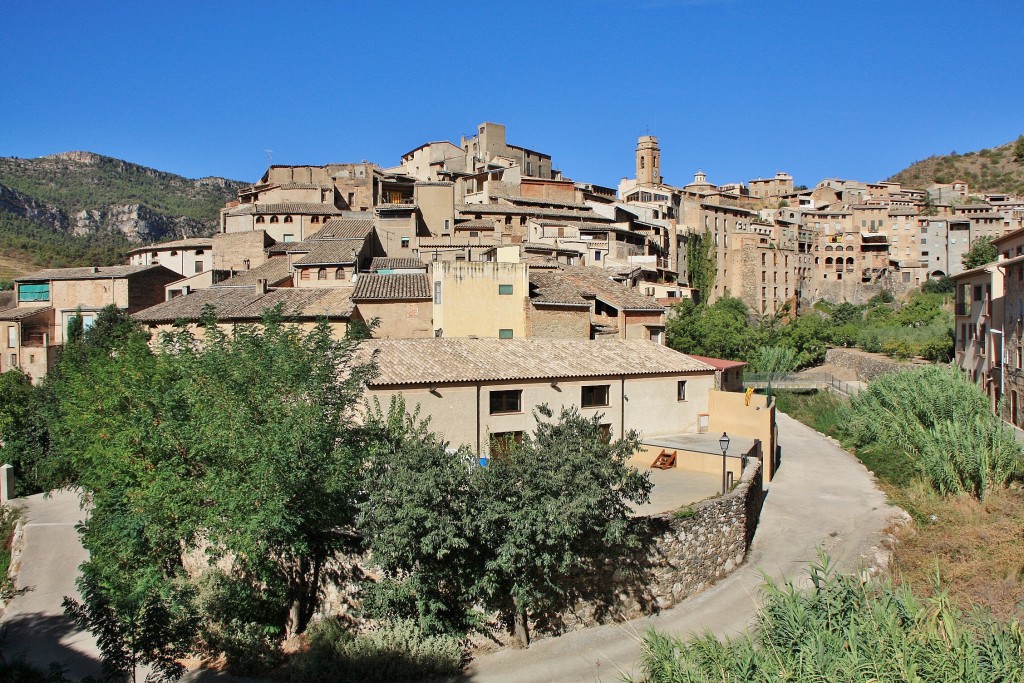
[0,152,247,272]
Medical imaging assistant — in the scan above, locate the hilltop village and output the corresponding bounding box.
[2,122,1024,444]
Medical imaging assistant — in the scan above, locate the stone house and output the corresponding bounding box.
[128,237,213,277]
[2,265,180,379]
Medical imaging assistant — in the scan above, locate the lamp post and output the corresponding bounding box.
[719,432,731,494]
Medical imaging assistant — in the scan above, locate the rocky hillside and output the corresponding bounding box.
[888,137,1024,196]
[0,151,246,275]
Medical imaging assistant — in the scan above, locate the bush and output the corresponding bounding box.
[280,618,464,683]
[194,570,286,674]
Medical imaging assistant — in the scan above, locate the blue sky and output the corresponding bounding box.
[3,1,1022,189]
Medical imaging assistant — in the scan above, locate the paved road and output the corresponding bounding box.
[453,412,905,683]
[0,489,103,679]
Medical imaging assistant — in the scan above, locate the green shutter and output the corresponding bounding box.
[18,284,49,302]
[499,329,513,339]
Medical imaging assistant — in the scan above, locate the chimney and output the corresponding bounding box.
[257,278,268,294]
[91,266,99,274]
[182,285,191,296]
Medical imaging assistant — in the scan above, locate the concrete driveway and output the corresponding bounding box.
[453,412,906,682]
[0,489,103,679]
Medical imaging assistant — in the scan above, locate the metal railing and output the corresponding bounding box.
[743,372,862,396]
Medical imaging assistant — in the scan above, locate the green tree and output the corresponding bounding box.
[474,406,652,645]
[358,397,482,635]
[962,236,998,270]
[1014,134,1024,164]
[174,309,376,638]
[666,297,751,360]
[0,370,51,496]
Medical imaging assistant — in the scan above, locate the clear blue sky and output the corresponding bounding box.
[3,1,1022,189]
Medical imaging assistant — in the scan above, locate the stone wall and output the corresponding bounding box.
[533,459,764,636]
[824,347,921,381]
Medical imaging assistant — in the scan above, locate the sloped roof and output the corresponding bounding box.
[352,273,431,300]
[0,305,52,321]
[213,256,292,287]
[554,265,665,311]
[686,355,747,371]
[225,203,345,216]
[363,338,714,386]
[316,217,375,239]
[369,258,426,271]
[132,286,353,324]
[456,203,614,222]
[16,264,170,282]
[293,241,361,266]
[127,237,213,254]
[528,270,590,307]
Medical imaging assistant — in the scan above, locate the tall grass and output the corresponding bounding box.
[628,556,1024,683]
[846,365,1023,499]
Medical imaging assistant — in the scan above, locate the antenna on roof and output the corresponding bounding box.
[264,149,273,163]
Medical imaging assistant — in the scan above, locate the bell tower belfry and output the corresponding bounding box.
[636,135,661,185]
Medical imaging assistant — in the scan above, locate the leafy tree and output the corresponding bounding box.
[962,236,998,270]
[358,397,482,635]
[747,346,797,375]
[0,370,51,496]
[474,406,652,645]
[1014,134,1024,164]
[922,275,955,294]
[172,309,376,638]
[666,297,751,360]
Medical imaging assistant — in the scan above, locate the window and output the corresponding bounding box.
[594,251,602,261]
[18,283,49,302]
[581,385,610,408]
[498,329,514,339]
[599,424,612,443]
[284,215,294,223]
[317,268,327,280]
[489,431,524,458]
[301,269,310,280]
[677,380,687,401]
[443,219,450,230]
[335,268,346,280]
[283,234,295,242]
[489,390,521,414]
[270,216,279,223]
[401,237,410,248]
[7,326,16,348]
[256,216,265,223]
[434,281,441,304]
[311,216,320,223]
[194,261,203,274]
[9,354,15,367]
[498,284,514,295]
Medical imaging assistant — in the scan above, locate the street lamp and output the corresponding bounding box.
[719,432,731,494]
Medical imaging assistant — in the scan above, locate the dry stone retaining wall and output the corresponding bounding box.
[824,348,921,381]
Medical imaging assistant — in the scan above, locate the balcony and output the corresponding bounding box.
[955,302,969,316]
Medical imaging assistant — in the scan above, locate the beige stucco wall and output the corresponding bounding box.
[414,184,455,236]
[212,231,271,271]
[432,261,529,338]
[367,372,715,455]
[634,444,743,479]
[706,389,777,483]
[129,247,213,277]
[354,299,432,339]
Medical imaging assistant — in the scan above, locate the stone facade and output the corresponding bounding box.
[538,459,764,636]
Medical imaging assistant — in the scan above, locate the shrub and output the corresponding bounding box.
[673,506,695,520]
[280,618,464,682]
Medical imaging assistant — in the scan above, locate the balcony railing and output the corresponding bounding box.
[955,302,969,316]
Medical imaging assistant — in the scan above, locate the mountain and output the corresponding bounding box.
[887,137,1024,196]
[0,151,247,279]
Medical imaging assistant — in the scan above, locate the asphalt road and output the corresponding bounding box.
[0,412,904,683]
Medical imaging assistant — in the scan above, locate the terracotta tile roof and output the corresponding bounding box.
[132,286,353,324]
[352,273,431,300]
[362,338,714,386]
[214,256,292,287]
[454,219,496,230]
[16,264,170,282]
[0,306,52,321]
[369,258,425,271]
[686,355,747,371]
[127,237,213,254]
[316,217,374,239]
[225,203,344,216]
[528,270,590,307]
[456,203,614,222]
[553,265,665,311]
[375,203,418,212]
[293,241,361,266]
